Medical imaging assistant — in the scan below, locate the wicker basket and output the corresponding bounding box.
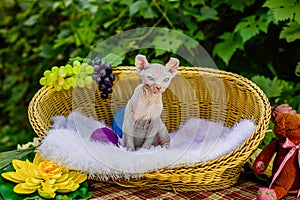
[28,67,271,192]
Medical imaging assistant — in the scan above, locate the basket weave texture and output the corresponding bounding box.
[28,67,271,192]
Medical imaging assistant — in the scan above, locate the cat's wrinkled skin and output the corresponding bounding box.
[122,54,179,151]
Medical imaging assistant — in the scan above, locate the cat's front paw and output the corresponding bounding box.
[122,140,135,151]
[159,136,170,149]
[141,144,152,149]
[163,142,170,149]
[126,146,135,151]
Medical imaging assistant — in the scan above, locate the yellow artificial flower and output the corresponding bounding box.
[1,153,87,199]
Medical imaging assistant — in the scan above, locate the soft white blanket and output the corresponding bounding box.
[36,111,256,180]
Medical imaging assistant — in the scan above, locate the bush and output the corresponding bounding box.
[1,0,299,151]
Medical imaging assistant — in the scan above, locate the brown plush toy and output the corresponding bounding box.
[253,111,300,200]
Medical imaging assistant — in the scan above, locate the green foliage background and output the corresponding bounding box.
[1,0,300,152]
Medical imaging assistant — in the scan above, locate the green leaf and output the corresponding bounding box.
[5,26,20,43]
[234,14,270,42]
[57,29,71,39]
[212,32,244,65]
[251,75,283,98]
[294,4,300,23]
[275,3,300,23]
[200,6,218,21]
[55,181,93,200]
[151,33,183,53]
[75,27,96,46]
[186,22,197,35]
[69,56,84,61]
[102,53,125,66]
[0,179,22,200]
[194,30,204,41]
[267,62,278,77]
[24,14,39,26]
[129,0,148,16]
[211,0,255,12]
[280,21,300,42]
[190,0,205,6]
[54,36,74,49]
[263,0,282,9]
[141,7,158,19]
[155,49,167,57]
[3,74,19,91]
[234,16,259,42]
[82,1,98,14]
[24,194,43,200]
[39,44,58,58]
[229,1,249,12]
[103,18,119,29]
[264,0,300,23]
[0,147,34,169]
[296,62,300,76]
[4,82,29,110]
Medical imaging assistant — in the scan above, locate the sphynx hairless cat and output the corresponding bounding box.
[122,54,179,151]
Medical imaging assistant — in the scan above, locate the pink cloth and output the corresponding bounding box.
[269,138,300,197]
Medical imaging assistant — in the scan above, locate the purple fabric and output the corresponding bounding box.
[91,127,119,146]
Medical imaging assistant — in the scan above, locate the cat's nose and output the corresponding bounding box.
[155,86,162,91]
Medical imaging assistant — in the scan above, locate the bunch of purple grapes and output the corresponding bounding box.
[91,57,115,100]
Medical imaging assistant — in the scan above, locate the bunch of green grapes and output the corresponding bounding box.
[39,60,95,91]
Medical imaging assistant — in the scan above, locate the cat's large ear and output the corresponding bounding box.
[166,57,179,77]
[135,54,149,73]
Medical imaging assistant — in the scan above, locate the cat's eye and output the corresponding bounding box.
[163,78,170,82]
[147,76,154,81]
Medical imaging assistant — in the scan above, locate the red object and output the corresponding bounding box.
[253,113,300,199]
[272,104,296,118]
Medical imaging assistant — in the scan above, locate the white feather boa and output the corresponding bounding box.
[36,111,256,180]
